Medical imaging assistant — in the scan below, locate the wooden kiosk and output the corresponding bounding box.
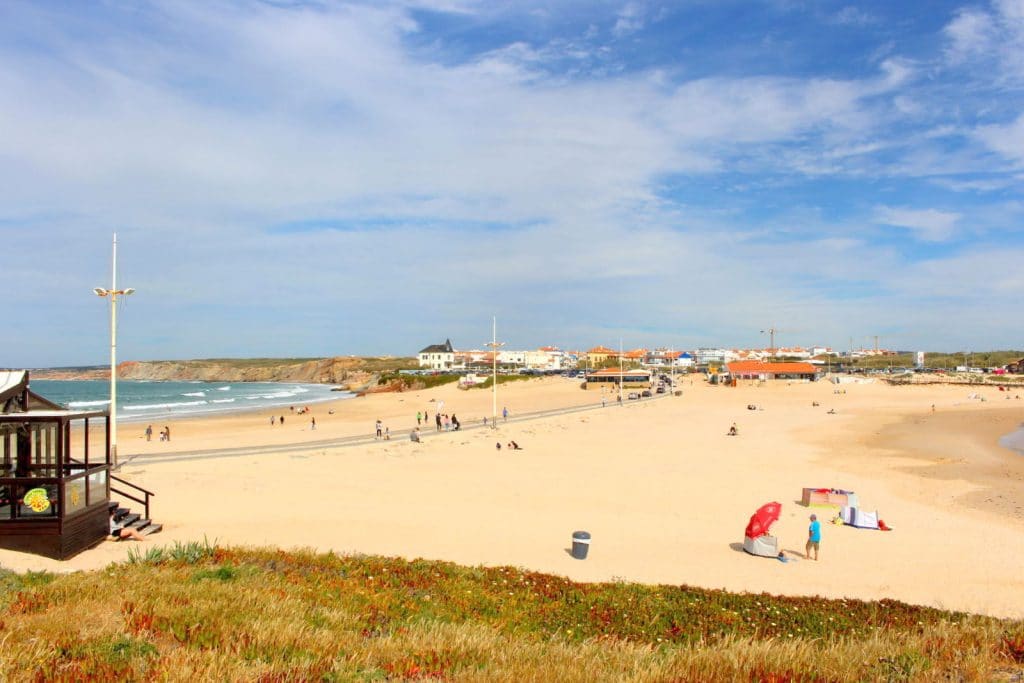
[0,370,153,559]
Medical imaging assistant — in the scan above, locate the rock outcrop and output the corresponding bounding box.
[31,357,418,392]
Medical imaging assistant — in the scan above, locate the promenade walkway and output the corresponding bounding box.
[120,392,673,466]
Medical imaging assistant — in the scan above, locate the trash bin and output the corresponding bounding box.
[571,531,591,560]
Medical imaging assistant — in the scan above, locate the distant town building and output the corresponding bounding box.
[695,348,728,366]
[726,361,821,381]
[584,368,652,391]
[418,339,455,370]
[643,349,693,368]
[1006,358,1024,374]
[586,346,618,366]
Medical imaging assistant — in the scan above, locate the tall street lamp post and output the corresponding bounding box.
[618,338,624,405]
[93,233,134,468]
[485,317,505,428]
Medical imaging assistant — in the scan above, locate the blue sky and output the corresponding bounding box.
[2,0,1022,367]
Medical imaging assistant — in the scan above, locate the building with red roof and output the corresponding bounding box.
[726,360,821,381]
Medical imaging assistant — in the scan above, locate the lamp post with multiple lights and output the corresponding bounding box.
[93,234,134,468]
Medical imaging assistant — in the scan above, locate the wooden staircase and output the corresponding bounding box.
[108,501,163,538]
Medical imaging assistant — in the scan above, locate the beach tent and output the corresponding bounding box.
[743,502,781,557]
[839,506,880,529]
[742,534,778,556]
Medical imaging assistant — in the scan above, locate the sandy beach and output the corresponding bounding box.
[3,376,1023,619]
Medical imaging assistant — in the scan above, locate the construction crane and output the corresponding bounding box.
[760,327,790,358]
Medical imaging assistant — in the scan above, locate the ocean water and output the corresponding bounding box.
[1000,425,1024,456]
[29,379,351,423]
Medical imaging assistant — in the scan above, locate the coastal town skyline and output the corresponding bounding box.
[2,1,1022,368]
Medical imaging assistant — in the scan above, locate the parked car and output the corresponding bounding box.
[627,392,640,400]
[655,386,666,394]
[641,390,652,397]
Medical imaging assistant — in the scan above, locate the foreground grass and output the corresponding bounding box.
[1,545,1022,682]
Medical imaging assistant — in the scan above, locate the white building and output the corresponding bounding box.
[418,339,456,370]
[695,348,728,366]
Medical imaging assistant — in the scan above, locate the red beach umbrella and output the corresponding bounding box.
[745,501,782,539]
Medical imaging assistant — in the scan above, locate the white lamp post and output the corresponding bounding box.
[618,337,624,405]
[94,233,134,468]
[485,316,505,428]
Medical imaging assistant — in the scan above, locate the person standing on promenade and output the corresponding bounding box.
[435,412,442,431]
[806,514,821,561]
[375,419,383,439]
[145,425,153,441]
[502,406,509,422]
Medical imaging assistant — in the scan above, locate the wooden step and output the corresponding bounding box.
[119,513,141,527]
[108,501,119,513]
[139,523,162,536]
[128,518,150,531]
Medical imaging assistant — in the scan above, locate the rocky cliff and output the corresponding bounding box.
[32,357,418,392]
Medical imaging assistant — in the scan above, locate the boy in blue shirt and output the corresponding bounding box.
[806,514,821,560]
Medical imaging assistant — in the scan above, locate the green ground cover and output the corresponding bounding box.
[0,544,1021,681]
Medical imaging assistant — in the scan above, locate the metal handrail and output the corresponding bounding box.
[110,473,154,520]
[65,458,156,521]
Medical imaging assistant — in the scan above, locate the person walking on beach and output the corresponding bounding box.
[416,411,422,426]
[163,426,171,442]
[435,413,442,432]
[375,419,383,440]
[311,416,316,431]
[502,406,509,422]
[270,416,275,427]
[806,514,821,561]
[145,425,153,441]
[280,415,285,426]
[385,426,390,440]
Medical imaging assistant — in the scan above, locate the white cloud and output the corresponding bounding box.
[974,112,1024,163]
[875,207,962,242]
[944,9,995,63]
[612,2,645,37]
[943,0,1024,82]
[831,6,876,26]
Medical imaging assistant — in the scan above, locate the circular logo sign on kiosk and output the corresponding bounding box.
[24,488,51,513]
